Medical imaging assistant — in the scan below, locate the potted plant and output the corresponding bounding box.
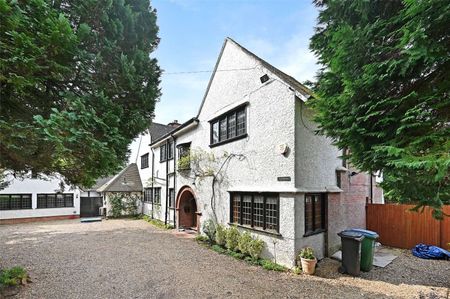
[298,247,317,275]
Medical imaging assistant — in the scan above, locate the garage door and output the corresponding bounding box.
[80,197,103,217]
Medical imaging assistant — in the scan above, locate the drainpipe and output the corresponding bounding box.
[369,173,373,204]
[164,140,169,225]
[172,135,177,228]
[151,148,155,219]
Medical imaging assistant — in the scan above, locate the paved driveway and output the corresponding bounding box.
[0,219,448,298]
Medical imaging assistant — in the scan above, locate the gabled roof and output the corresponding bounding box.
[150,117,199,146]
[96,163,143,192]
[84,176,115,191]
[196,37,313,116]
[150,122,174,141]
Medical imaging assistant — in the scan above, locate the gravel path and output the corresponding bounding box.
[0,219,448,299]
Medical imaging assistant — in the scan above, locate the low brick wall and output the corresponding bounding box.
[0,215,80,225]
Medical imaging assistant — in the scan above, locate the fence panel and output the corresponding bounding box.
[366,204,448,249]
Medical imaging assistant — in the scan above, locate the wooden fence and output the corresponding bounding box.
[366,204,450,249]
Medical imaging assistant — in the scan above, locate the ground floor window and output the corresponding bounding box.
[0,194,32,210]
[37,194,74,209]
[304,193,326,236]
[169,188,175,208]
[143,188,152,203]
[153,188,161,205]
[230,192,279,233]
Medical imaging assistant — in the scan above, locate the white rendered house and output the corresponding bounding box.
[0,174,80,224]
[137,38,382,267]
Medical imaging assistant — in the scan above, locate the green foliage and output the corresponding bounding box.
[225,225,240,251]
[0,0,161,187]
[195,235,209,243]
[299,247,315,260]
[247,238,265,260]
[228,250,245,260]
[177,154,191,171]
[109,193,124,218]
[0,267,28,287]
[202,219,216,244]
[237,231,253,254]
[309,0,450,217]
[211,244,227,254]
[292,266,302,275]
[215,224,227,246]
[259,259,287,272]
[142,215,174,230]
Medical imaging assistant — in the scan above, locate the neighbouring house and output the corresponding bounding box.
[0,174,80,224]
[136,37,382,267]
[92,163,143,217]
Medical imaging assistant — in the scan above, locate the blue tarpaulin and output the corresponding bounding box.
[412,244,450,259]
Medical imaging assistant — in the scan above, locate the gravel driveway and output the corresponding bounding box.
[0,219,448,299]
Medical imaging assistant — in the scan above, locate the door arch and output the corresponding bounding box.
[176,186,200,231]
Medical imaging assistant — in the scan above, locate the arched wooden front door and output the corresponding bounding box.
[176,186,199,230]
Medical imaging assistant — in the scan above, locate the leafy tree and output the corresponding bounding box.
[0,0,161,187]
[310,0,449,217]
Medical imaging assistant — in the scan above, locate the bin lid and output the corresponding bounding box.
[348,228,379,239]
[338,230,364,240]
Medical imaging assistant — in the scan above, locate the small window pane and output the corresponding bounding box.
[219,118,227,141]
[265,196,278,231]
[242,195,252,226]
[314,196,323,229]
[169,189,175,208]
[56,194,65,207]
[232,194,241,224]
[0,195,9,210]
[253,195,264,228]
[228,113,236,138]
[65,194,74,207]
[168,142,174,160]
[236,109,246,136]
[212,122,219,144]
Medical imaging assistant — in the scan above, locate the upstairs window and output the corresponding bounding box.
[178,143,191,170]
[304,194,326,236]
[160,141,174,162]
[210,104,247,147]
[141,153,149,169]
[0,194,32,210]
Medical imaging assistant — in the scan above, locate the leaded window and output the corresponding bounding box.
[153,188,161,205]
[210,105,247,146]
[141,153,149,169]
[169,188,175,208]
[144,188,152,203]
[230,192,279,233]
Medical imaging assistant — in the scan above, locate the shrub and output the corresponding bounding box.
[259,259,287,272]
[247,238,265,260]
[228,250,245,260]
[109,193,124,217]
[292,266,302,275]
[0,267,28,287]
[215,224,227,246]
[225,226,240,251]
[211,244,226,254]
[142,215,174,229]
[202,219,216,243]
[238,231,253,255]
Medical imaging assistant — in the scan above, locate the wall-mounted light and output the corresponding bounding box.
[260,74,269,84]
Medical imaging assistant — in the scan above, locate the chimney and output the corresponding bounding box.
[168,120,180,128]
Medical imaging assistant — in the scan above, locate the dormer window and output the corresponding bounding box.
[210,103,248,147]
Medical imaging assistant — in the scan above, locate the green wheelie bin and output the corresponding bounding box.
[348,228,379,271]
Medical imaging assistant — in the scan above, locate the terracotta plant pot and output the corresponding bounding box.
[300,257,317,275]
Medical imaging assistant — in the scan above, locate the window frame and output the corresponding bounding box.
[168,188,175,209]
[37,193,74,209]
[304,193,327,237]
[229,192,280,235]
[209,103,248,147]
[153,187,161,205]
[160,141,174,162]
[0,194,32,210]
[141,153,149,169]
[143,188,153,203]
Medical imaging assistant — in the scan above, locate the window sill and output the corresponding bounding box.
[36,207,74,209]
[141,166,149,169]
[228,223,282,238]
[303,229,326,237]
[210,134,247,148]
